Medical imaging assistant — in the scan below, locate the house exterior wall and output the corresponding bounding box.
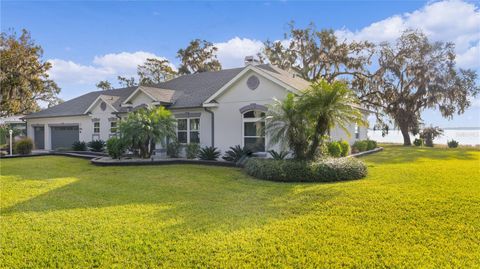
[130,91,155,107]
[89,101,119,141]
[26,101,121,150]
[208,70,369,154]
[27,115,92,150]
[210,70,290,154]
[170,107,213,147]
[329,112,369,144]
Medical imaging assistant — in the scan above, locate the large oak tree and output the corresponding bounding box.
[357,30,479,145]
[100,58,177,88]
[264,22,374,82]
[137,58,177,85]
[177,39,222,74]
[0,29,61,116]
[264,24,478,146]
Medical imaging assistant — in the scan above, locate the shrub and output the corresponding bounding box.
[447,139,459,148]
[244,157,367,182]
[72,141,87,151]
[268,150,289,160]
[338,140,350,157]
[326,141,342,157]
[87,140,105,152]
[420,126,443,147]
[186,143,200,159]
[14,138,33,155]
[106,137,126,159]
[198,146,221,161]
[311,158,367,181]
[352,140,368,152]
[413,138,423,147]
[244,159,311,182]
[167,140,181,158]
[222,145,252,162]
[366,140,377,151]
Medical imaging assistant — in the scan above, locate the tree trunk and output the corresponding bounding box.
[399,124,411,146]
[306,118,328,161]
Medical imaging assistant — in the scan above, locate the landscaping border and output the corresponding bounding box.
[0,151,106,160]
[2,147,384,167]
[349,147,383,158]
[91,157,237,167]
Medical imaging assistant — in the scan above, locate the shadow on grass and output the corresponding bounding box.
[1,156,341,232]
[361,144,479,164]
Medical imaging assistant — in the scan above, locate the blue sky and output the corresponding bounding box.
[2,0,480,127]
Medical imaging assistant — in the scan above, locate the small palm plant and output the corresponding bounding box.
[268,150,289,160]
[222,145,252,162]
[198,146,221,160]
[266,94,309,160]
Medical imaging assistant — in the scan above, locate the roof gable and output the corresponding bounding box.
[122,86,175,105]
[203,65,304,105]
[84,95,119,114]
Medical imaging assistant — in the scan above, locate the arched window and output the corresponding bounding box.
[243,110,265,152]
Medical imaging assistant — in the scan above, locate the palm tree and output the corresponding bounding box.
[299,80,366,160]
[119,106,176,158]
[265,93,310,160]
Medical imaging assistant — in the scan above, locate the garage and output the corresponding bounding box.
[33,126,45,149]
[51,125,79,150]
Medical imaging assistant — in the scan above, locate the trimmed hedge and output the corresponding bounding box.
[352,140,368,152]
[366,140,377,151]
[106,137,126,159]
[413,138,423,147]
[327,141,342,157]
[14,138,33,155]
[353,139,378,153]
[244,157,367,182]
[339,140,350,157]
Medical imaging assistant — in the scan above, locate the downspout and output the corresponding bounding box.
[204,107,214,147]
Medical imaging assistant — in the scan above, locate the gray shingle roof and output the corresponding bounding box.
[24,64,309,119]
[24,87,137,119]
[139,87,175,104]
[156,67,244,108]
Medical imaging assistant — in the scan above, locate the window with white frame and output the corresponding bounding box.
[177,118,200,144]
[94,122,100,133]
[110,121,117,134]
[243,110,265,152]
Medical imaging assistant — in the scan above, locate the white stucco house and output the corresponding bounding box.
[23,62,369,154]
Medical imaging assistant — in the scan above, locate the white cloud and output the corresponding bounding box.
[93,51,168,73]
[47,59,115,85]
[48,51,172,86]
[336,0,480,69]
[456,41,480,69]
[215,37,264,68]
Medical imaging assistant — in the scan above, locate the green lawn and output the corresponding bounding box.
[1,145,479,268]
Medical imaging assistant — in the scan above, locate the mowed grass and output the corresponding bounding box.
[1,145,479,268]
